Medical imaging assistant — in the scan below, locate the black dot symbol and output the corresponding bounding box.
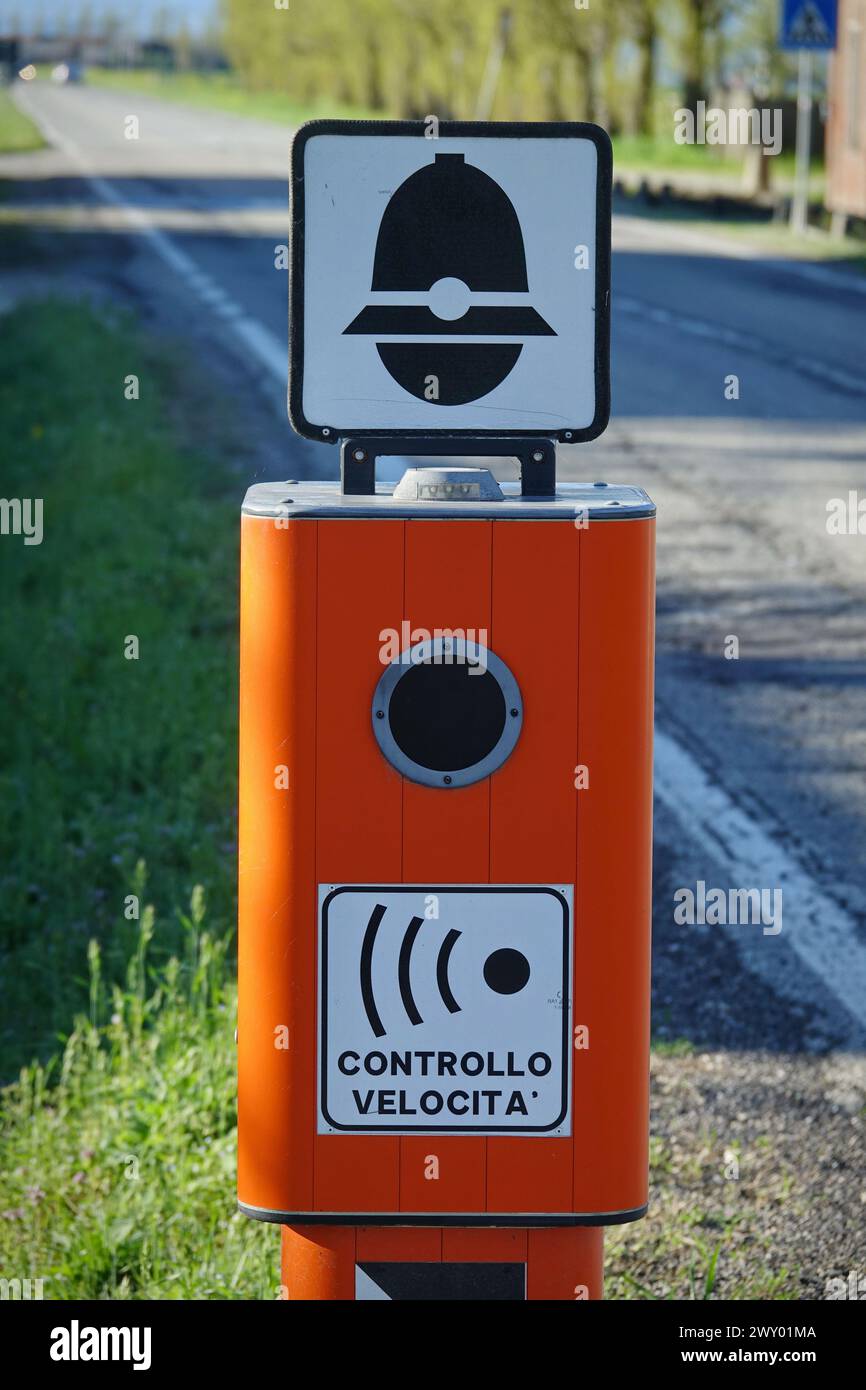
[483,948,530,995]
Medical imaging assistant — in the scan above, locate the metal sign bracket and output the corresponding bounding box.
[339,435,556,498]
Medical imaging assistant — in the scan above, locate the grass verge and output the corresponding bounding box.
[0,297,277,1297]
[0,895,276,1298]
[0,88,44,154]
[0,300,238,1073]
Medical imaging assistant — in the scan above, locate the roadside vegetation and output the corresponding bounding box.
[218,0,796,136]
[0,301,238,1073]
[0,88,44,154]
[0,299,276,1297]
[0,896,275,1299]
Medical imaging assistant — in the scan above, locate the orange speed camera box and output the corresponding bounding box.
[237,469,655,1228]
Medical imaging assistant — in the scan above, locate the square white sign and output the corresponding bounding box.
[318,884,572,1135]
[290,121,610,441]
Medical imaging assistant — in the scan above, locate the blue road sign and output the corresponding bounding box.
[780,0,838,49]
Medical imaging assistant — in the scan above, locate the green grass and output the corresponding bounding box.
[612,133,747,173]
[86,67,377,127]
[0,298,278,1297]
[613,133,824,184]
[0,897,276,1298]
[651,1037,696,1058]
[0,300,238,1075]
[0,88,44,154]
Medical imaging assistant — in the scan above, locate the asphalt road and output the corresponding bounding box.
[4,83,866,1082]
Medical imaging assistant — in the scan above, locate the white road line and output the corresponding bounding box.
[15,88,866,1040]
[655,728,866,1039]
[617,293,866,397]
[14,89,288,386]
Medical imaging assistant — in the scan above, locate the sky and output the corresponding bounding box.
[0,0,220,38]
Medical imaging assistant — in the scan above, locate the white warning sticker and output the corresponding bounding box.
[318,885,572,1135]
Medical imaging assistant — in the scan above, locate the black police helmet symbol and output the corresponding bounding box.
[344,153,555,406]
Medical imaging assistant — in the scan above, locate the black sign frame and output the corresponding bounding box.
[289,119,612,444]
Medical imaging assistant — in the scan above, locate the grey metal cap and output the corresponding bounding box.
[242,478,655,521]
[392,466,505,503]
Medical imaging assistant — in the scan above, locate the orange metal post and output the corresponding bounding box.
[281,1224,605,1300]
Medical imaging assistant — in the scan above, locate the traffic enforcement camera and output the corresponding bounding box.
[237,458,655,1238]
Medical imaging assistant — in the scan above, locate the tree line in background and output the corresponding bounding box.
[222,0,796,134]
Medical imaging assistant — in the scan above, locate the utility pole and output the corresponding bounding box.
[790,47,814,233]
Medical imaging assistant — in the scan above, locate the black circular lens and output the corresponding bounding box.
[387,659,506,773]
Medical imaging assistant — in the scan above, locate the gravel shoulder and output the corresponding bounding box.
[608,1048,866,1300]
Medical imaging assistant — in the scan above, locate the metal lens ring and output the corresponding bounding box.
[372,636,523,788]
